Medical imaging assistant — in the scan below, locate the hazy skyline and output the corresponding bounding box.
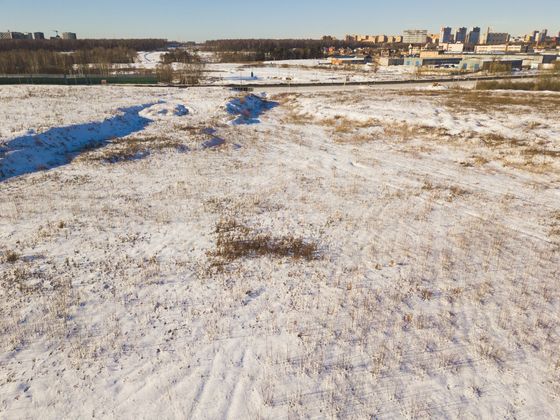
[1,0,559,41]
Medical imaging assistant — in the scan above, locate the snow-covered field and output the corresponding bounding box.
[1,84,560,418]
[135,52,538,86]
[204,62,421,85]
[135,52,446,85]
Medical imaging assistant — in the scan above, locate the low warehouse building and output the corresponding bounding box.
[404,57,462,67]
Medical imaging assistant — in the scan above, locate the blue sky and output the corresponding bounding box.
[1,0,559,41]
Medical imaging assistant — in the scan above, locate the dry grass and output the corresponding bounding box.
[282,90,559,177]
[481,133,525,148]
[209,219,320,269]
[522,148,560,159]
[549,211,560,241]
[476,77,560,92]
[283,111,315,125]
[3,250,19,264]
[79,136,185,163]
[403,88,560,114]
[422,181,471,202]
[444,90,560,114]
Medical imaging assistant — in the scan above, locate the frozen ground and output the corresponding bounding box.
[135,52,538,86]
[1,84,559,418]
[205,62,421,85]
[134,52,456,85]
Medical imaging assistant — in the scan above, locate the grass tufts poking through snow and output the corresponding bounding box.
[1,85,560,419]
[2,250,19,264]
[79,136,187,164]
[210,218,320,268]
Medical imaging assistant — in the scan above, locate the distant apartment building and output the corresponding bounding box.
[466,27,481,45]
[403,29,428,44]
[345,34,402,44]
[386,35,403,43]
[0,31,28,40]
[440,27,453,43]
[475,44,531,54]
[345,35,370,43]
[455,27,467,43]
[534,29,548,44]
[33,32,45,40]
[62,32,77,40]
[481,28,510,45]
[440,42,465,53]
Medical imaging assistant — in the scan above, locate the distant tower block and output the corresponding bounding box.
[62,32,77,40]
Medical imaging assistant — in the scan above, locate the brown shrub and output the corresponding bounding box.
[81,136,184,163]
[211,219,320,264]
[4,250,19,264]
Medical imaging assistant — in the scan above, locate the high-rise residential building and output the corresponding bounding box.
[481,28,510,45]
[440,27,453,44]
[403,29,428,44]
[62,32,77,40]
[535,29,548,44]
[466,27,481,45]
[0,31,27,40]
[376,35,388,44]
[455,27,467,43]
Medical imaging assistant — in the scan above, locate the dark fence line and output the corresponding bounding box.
[0,73,537,88]
[0,74,158,85]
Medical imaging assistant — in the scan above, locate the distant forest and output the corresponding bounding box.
[0,39,168,74]
[0,39,167,52]
[161,50,202,64]
[203,39,379,62]
[0,48,137,74]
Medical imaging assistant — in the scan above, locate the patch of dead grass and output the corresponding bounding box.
[78,136,185,164]
[208,218,320,270]
[422,180,470,201]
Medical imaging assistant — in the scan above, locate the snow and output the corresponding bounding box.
[131,51,540,86]
[139,102,190,119]
[1,84,560,418]
[135,51,165,69]
[226,94,278,125]
[0,103,154,181]
[204,61,420,85]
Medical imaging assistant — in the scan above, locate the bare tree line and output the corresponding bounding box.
[0,39,167,52]
[202,38,396,62]
[0,48,137,75]
[157,50,204,84]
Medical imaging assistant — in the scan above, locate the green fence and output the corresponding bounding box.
[0,74,158,85]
